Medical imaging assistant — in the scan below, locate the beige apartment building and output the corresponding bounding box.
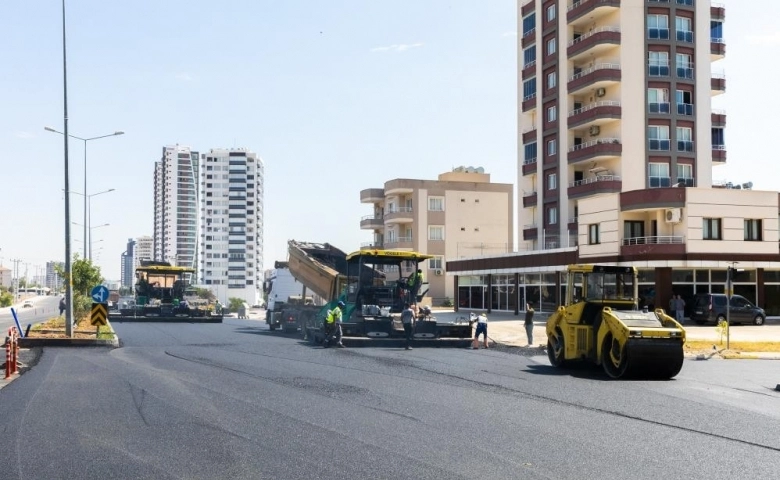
[360,167,513,304]
[448,1,780,317]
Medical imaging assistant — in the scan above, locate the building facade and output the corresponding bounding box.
[134,235,153,267]
[447,2,780,316]
[360,167,513,303]
[153,145,200,271]
[120,239,136,289]
[45,261,63,293]
[198,148,264,305]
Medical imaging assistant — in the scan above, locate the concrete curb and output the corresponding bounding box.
[18,337,119,348]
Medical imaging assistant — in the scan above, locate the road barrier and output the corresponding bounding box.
[5,327,19,379]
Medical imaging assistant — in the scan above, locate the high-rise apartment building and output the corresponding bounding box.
[447,2,780,317]
[199,148,264,305]
[135,235,153,267]
[45,261,63,292]
[120,239,136,289]
[518,0,725,248]
[360,167,513,303]
[154,145,200,271]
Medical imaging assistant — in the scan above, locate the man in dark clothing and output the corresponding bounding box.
[401,303,415,350]
[59,297,66,316]
[524,303,535,346]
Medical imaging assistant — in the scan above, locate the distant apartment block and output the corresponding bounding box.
[360,167,513,303]
[45,261,63,292]
[198,148,265,305]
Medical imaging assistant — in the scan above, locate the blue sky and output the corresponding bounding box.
[0,0,776,281]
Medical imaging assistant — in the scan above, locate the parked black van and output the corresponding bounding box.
[690,293,766,326]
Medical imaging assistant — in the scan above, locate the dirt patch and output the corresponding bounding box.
[25,315,114,340]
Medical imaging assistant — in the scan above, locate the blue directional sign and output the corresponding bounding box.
[91,285,109,304]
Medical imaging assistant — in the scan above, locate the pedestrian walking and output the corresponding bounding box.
[323,300,346,348]
[472,312,489,349]
[675,295,686,323]
[58,296,66,316]
[524,303,535,346]
[401,303,415,350]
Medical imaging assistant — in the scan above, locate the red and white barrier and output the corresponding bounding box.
[5,327,19,379]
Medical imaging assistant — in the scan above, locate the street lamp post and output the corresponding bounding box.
[44,128,123,260]
[72,223,109,261]
[70,188,115,260]
[58,0,74,337]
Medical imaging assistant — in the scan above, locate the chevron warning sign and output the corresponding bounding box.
[90,303,108,326]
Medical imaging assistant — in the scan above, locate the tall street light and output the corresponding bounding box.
[44,127,123,260]
[72,222,109,261]
[71,188,115,260]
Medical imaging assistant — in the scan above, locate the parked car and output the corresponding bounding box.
[690,293,765,326]
[22,300,34,308]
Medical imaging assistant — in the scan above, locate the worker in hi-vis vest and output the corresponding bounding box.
[324,300,346,348]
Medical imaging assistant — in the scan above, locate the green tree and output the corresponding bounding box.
[228,297,244,313]
[194,288,216,302]
[0,291,12,308]
[55,256,104,320]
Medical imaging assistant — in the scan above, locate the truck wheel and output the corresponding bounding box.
[269,324,277,331]
[547,328,566,367]
[602,335,629,379]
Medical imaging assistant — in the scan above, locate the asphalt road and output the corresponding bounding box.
[0,317,777,479]
[0,296,60,332]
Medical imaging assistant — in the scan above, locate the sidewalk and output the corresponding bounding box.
[434,309,780,359]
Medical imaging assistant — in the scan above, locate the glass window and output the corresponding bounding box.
[648,14,670,39]
[547,139,557,156]
[546,4,556,22]
[675,16,693,42]
[428,256,443,269]
[547,173,557,190]
[522,13,535,36]
[524,142,537,161]
[677,127,693,152]
[648,88,670,113]
[712,128,725,147]
[649,162,670,188]
[547,71,556,89]
[428,197,444,211]
[672,270,694,283]
[547,105,557,122]
[710,20,723,41]
[588,224,600,245]
[703,218,722,240]
[523,47,536,68]
[547,206,558,225]
[547,38,556,56]
[676,53,693,78]
[428,225,444,241]
[648,51,669,76]
[676,90,693,115]
[745,219,762,241]
[677,164,693,186]
[523,77,536,99]
[649,126,670,151]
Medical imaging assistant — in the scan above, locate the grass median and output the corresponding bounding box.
[685,340,780,353]
[28,315,116,340]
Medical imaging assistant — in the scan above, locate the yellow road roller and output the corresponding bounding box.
[546,265,685,379]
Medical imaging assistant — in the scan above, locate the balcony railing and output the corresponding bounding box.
[622,236,684,246]
[649,62,670,77]
[649,176,671,188]
[385,207,412,214]
[676,66,694,79]
[677,103,693,115]
[385,236,413,245]
[649,139,671,151]
[568,100,620,117]
[648,28,669,40]
[523,157,537,165]
[568,26,621,58]
[677,140,694,152]
[569,62,620,82]
[568,174,621,188]
[676,30,694,43]
[567,0,621,24]
[649,102,670,114]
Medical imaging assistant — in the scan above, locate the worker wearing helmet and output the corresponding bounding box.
[407,269,424,303]
[324,300,346,348]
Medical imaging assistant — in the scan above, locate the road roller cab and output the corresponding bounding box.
[546,265,686,379]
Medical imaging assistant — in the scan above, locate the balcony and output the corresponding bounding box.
[384,180,414,196]
[522,29,536,48]
[522,60,536,79]
[521,0,535,15]
[568,63,621,94]
[711,3,725,21]
[522,93,537,112]
[620,187,685,212]
[384,207,413,224]
[360,242,384,250]
[360,188,384,203]
[568,27,621,61]
[567,175,622,199]
[360,215,383,230]
[567,101,621,129]
[568,138,622,164]
[712,145,727,163]
[567,0,621,27]
[712,109,726,127]
[621,236,685,257]
[384,236,413,249]
[522,157,537,176]
[711,38,725,60]
[523,192,538,208]
[711,73,726,95]
[523,225,538,241]
[522,127,537,144]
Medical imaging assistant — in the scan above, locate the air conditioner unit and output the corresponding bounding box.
[589,126,600,136]
[435,269,443,276]
[596,87,606,97]
[665,208,682,224]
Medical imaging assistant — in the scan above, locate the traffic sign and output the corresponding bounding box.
[90,303,108,326]
[91,285,109,303]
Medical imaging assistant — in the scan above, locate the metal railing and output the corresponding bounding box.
[568,137,620,152]
[523,93,537,102]
[568,26,620,47]
[568,100,620,117]
[568,175,620,187]
[713,144,726,150]
[385,236,413,244]
[523,157,538,165]
[523,224,537,230]
[711,37,725,44]
[622,236,684,246]
[569,62,620,82]
[385,206,413,214]
[523,60,536,70]
[712,108,726,115]
[360,214,383,221]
